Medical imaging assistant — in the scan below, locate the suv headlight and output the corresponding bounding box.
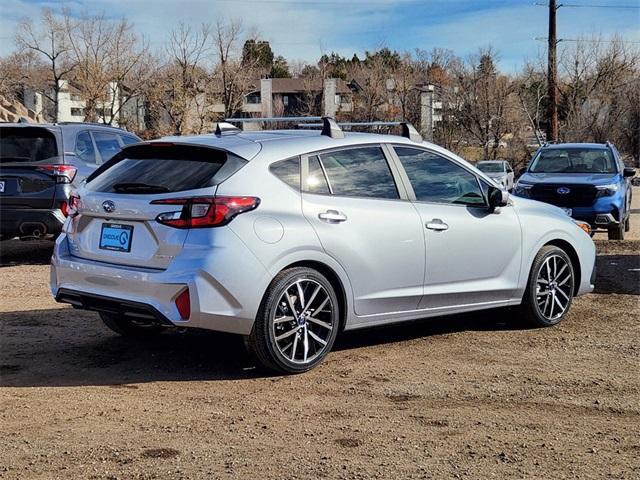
[513,182,533,197]
[595,183,619,197]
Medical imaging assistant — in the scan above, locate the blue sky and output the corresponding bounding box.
[1,0,638,71]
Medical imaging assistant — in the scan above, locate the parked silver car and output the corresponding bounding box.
[476,160,515,191]
[51,119,596,374]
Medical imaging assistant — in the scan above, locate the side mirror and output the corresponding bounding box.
[623,167,636,178]
[518,167,528,177]
[488,185,509,211]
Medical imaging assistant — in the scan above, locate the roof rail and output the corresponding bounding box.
[299,120,423,142]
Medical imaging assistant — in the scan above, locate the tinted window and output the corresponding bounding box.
[319,147,398,199]
[86,145,239,194]
[270,157,300,189]
[305,155,330,194]
[0,127,58,164]
[120,135,139,146]
[75,131,97,163]
[395,147,485,206]
[530,148,617,174]
[93,132,122,162]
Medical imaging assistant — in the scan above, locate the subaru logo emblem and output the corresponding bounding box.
[102,200,116,213]
[557,187,571,195]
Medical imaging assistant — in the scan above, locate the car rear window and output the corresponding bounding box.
[0,127,59,164]
[86,144,246,194]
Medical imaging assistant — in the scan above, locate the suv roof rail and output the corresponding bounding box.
[299,120,423,142]
[56,121,122,128]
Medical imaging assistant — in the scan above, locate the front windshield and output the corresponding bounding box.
[529,148,617,174]
[477,162,504,173]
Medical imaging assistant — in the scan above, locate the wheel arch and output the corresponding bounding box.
[543,239,582,296]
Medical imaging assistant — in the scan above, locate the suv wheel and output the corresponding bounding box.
[608,223,625,240]
[100,312,165,338]
[624,215,630,233]
[247,267,340,374]
[519,245,574,327]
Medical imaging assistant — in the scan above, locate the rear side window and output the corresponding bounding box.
[120,134,139,146]
[0,127,58,164]
[305,155,331,194]
[75,131,97,163]
[93,131,122,162]
[86,144,245,194]
[318,147,398,199]
[270,157,299,189]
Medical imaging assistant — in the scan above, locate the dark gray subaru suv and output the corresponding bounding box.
[0,122,139,240]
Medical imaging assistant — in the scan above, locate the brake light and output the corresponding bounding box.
[36,164,77,183]
[175,289,190,319]
[151,196,260,228]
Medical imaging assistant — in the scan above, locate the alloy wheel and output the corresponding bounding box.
[271,279,335,364]
[535,254,573,320]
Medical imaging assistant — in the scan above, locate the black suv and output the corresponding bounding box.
[0,122,140,240]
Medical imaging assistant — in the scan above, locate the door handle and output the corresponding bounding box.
[318,210,347,223]
[426,219,449,231]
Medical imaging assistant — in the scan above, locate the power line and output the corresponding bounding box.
[535,37,640,43]
[535,2,640,8]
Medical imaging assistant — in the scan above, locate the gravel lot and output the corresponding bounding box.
[1,191,639,479]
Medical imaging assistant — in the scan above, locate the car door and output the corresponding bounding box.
[301,145,425,317]
[391,146,522,310]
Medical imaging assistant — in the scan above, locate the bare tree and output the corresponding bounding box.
[212,19,260,118]
[15,7,76,121]
[442,48,518,159]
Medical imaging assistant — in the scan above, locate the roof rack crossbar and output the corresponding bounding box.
[299,120,423,142]
[224,116,322,123]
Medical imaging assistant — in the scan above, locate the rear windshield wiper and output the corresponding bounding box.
[112,182,170,193]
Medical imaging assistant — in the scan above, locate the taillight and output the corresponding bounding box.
[151,196,260,229]
[36,164,77,183]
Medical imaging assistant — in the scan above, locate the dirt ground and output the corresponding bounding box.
[1,194,639,479]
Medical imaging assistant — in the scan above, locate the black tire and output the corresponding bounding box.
[100,312,165,338]
[608,223,624,240]
[624,215,630,233]
[247,267,340,374]
[518,245,575,328]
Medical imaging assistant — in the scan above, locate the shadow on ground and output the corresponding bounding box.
[0,306,519,388]
[0,239,53,267]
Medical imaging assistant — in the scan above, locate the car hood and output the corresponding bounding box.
[486,172,507,179]
[519,172,618,185]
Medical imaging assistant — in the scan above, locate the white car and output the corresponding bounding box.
[477,160,515,191]
[51,118,596,374]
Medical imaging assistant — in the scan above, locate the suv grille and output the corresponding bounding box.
[530,184,598,207]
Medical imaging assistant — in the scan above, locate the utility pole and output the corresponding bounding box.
[547,0,559,142]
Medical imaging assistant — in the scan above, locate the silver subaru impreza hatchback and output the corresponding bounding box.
[51,118,596,374]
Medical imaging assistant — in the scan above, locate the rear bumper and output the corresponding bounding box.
[0,208,66,238]
[50,231,272,335]
[56,288,174,326]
